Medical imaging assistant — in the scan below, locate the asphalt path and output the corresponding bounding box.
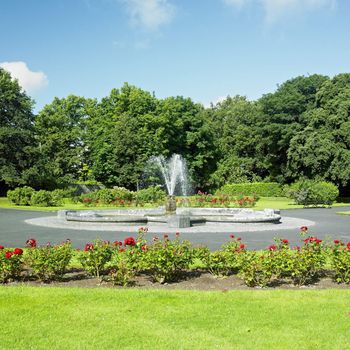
[1,207,350,250]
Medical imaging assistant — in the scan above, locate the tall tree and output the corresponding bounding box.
[0,67,36,187]
[33,95,95,188]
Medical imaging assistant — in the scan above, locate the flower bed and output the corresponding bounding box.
[1,227,350,288]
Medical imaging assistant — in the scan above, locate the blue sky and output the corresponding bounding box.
[1,0,349,111]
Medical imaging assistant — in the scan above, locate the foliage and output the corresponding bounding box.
[286,180,339,206]
[78,240,114,280]
[25,241,73,282]
[7,186,34,205]
[0,68,36,187]
[202,236,245,277]
[140,234,194,283]
[176,191,258,208]
[134,186,166,204]
[238,251,274,287]
[0,246,24,283]
[218,182,283,197]
[7,187,69,207]
[331,240,350,283]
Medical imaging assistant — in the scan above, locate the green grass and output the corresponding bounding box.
[1,196,350,212]
[1,287,350,350]
[336,211,350,215]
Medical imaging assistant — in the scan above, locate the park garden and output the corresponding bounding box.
[2,68,350,349]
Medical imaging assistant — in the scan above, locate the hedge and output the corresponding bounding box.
[217,182,283,197]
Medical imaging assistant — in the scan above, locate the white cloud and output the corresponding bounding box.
[222,0,336,22]
[263,0,336,23]
[121,0,176,31]
[0,61,48,93]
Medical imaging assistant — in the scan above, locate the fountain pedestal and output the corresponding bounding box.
[167,214,191,228]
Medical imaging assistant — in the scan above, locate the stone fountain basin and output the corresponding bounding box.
[62,207,281,225]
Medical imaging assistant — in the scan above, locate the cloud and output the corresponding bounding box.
[222,0,336,22]
[0,61,48,93]
[121,0,176,31]
[263,0,336,23]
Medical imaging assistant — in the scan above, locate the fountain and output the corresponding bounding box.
[58,154,281,229]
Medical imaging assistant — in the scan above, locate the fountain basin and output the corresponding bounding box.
[60,207,281,228]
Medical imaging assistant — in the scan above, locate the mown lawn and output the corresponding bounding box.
[1,287,350,350]
[1,196,350,212]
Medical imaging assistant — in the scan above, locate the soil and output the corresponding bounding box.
[5,269,350,290]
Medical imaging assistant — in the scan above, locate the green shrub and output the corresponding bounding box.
[109,250,136,286]
[30,190,54,207]
[135,186,166,204]
[0,247,24,283]
[238,251,274,287]
[7,186,34,206]
[141,235,194,283]
[218,182,283,197]
[79,187,134,206]
[78,240,114,280]
[286,180,339,206]
[331,240,350,284]
[25,241,73,282]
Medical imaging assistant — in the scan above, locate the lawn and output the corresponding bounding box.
[1,287,349,350]
[1,196,350,212]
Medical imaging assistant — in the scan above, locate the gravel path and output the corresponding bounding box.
[1,207,350,250]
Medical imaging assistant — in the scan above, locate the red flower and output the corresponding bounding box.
[14,248,23,255]
[281,239,289,244]
[334,239,341,245]
[268,244,277,251]
[175,232,180,237]
[0,245,4,250]
[163,234,169,240]
[26,238,37,248]
[300,226,308,232]
[237,237,241,241]
[239,244,246,250]
[119,248,125,252]
[230,234,235,239]
[5,251,13,259]
[113,241,122,246]
[152,236,159,242]
[124,237,136,246]
[141,245,147,252]
[347,242,350,250]
[84,243,94,251]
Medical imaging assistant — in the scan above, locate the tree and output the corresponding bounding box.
[258,74,329,180]
[287,74,350,189]
[0,67,36,187]
[33,95,95,189]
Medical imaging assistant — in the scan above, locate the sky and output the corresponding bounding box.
[1,0,350,111]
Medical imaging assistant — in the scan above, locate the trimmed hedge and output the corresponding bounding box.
[217,182,283,197]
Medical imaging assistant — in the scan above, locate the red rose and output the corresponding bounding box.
[26,238,37,248]
[300,226,308,232]
[281,239,289,244]
[113,241,122,246]
[334,239,341,244]
[5,251,13,259]
[84,243,94,251]
[230,234,235,239]
[239,244,246,250]
[0,245,4,250]
[347,242,350,250]
[124,237,136,246]
[14,248,23,255]
[141,245,147,252]
[237,237,241,241]
[175,232,180,237]
[163,234,169,240]
[268,244,277,251]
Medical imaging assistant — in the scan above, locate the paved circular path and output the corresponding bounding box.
[1,207,350,250]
